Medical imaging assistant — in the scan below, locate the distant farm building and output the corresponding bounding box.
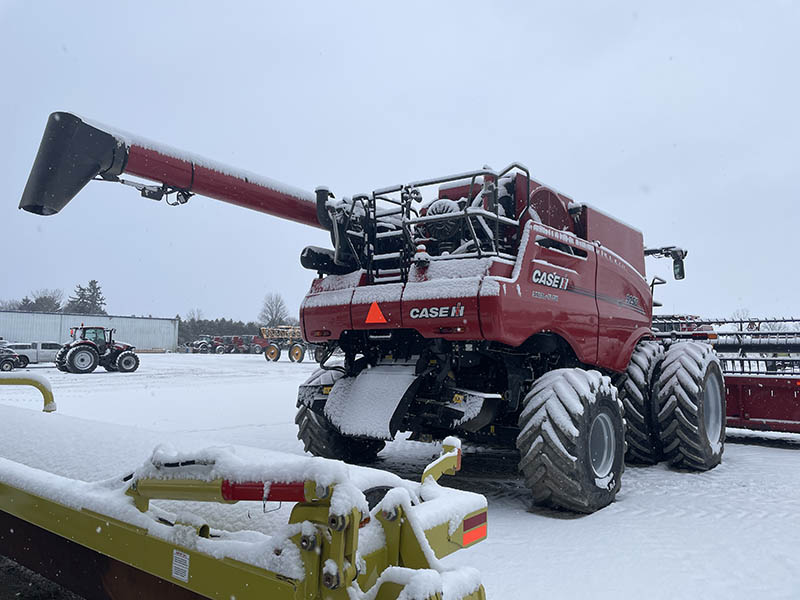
[0,310,178,351]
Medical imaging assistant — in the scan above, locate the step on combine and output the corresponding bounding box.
[19,112,727,513]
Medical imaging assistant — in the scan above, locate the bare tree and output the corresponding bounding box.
[731,308,751,331]
[184,308,205,321]
[0,299,21,310]
[761,320,789,332]
[258,293,289,327]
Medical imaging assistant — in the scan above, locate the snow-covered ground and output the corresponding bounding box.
[1,354,799,598]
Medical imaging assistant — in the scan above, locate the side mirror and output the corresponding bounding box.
[672,257,685,280]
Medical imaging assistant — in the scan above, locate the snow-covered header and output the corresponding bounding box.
[74,113,316,204]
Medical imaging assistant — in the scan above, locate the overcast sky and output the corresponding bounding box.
[1,1,798,322]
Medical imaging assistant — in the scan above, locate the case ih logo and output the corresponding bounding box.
[532,269,570,290]
[409,303,465,319]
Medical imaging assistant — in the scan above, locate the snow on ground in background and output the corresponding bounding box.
[1,354,799,598]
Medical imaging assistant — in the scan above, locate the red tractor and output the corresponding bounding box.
[190,334,224,353]
[19,112,725,512]
[54,325,140,374]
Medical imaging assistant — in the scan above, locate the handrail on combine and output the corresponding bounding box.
[0,373,57,412]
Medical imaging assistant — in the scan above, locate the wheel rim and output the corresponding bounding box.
[120,356,135,370]
[703,373,724,444]
[73,350,93,370]
[589,412,615,478]
[267,347,278,360]
[1,363,10,371]
[291,346,302,361]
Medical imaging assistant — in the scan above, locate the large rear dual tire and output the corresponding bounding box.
[618,340,725,470]
[655,341,725,470]
[616,341,664,465]
[516,369,625,514]
[295,368,385,463]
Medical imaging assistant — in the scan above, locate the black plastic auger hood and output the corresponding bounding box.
[19,112,128,215]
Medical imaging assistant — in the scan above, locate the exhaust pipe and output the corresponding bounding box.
[20,112,126,215]
[19,112,325,230]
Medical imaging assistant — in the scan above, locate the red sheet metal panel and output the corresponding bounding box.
[725,374,800,433]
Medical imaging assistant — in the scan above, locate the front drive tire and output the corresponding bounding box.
[264,343,281,362]
[66,346,99,374]
[617,341,665,465]
[295,404,385,463]
[655,341,725,471]
[314,345,327,364]
[516,368,625,514]
[17,355,30,368]
[295,367,385,463]
[116,351,140,373]
[288,343,305,363]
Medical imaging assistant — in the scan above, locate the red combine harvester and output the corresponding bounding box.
[19,112,728,513]
[654,316,800,434]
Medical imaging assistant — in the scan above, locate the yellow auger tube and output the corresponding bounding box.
[0,373,56,412]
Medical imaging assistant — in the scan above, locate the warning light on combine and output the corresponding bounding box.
[366,302,388,324]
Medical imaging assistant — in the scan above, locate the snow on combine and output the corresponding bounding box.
[20,112,727,514]
[55,325,140,373]
[0,420,488,600]
[654,316,800,434]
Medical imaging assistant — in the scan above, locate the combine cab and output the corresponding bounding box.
[19,112,726,512]
[55,325,139,373]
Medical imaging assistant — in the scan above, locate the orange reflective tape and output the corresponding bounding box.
[463,523,487,546]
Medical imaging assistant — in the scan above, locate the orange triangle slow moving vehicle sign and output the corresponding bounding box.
[365,301,388,324]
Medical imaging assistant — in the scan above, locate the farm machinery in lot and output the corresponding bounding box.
[258,325,315,362]
[20,111,730,514]
[189,334,224,353]
[55,325,140,373]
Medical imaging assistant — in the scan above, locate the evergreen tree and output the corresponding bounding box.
[65,284,89,313]
[66,280,107,314]
[85,280,107,314]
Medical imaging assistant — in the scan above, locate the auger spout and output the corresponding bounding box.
[19,112,324,229]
